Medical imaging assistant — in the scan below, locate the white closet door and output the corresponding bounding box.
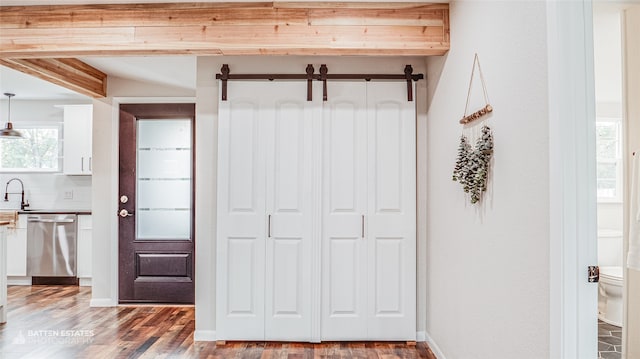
[217,81,318,341]
[366,82,416,340]
[321,81,416,341]
[321,82,369,340]
[264,86,318,341]
[217,82,268,340]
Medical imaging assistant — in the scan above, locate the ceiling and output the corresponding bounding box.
[0,56,197,101]
[0,65,86,101]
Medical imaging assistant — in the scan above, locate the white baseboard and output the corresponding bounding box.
[90,298,117,307]
[194,330,217,342]
[416,331,427,342]
[79,278,92,287]
[424,332,446,359]
[7,277,31,285]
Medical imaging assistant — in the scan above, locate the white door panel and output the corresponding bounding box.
[265,87,317,341]
[366,82,416,340]
[322,82,369,340]
[218,81,317,341]
[217,87,267,340]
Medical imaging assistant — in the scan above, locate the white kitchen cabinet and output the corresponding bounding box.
[217,81,319,341]
[77,214,92,286]
[63,104,93,175]
[217,81,416,342]
[6,214,27,277]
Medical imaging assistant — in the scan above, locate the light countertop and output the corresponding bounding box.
[18,209,92,215]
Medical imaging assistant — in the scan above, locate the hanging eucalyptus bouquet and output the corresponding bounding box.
[452,125,494,204]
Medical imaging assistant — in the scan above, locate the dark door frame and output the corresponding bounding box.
[118,103,196,304]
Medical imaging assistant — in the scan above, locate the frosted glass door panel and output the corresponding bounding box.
[136,119,192,240]
[138,120,191,148]
[137,210,191,240]
[138,180,191,209]
[138,150,191,179]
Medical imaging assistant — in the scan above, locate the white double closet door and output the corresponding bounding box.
[321,82,416,340]
[217,80,415,342]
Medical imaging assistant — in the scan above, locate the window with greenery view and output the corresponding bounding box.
[0,126,61,172]
[596,118,622,201]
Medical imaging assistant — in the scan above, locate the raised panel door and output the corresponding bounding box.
[321,82,369,340]
[118,104,195,304]
[217,81,317,341]
[366,82,416,340]
[321,81,416,341]
[265,91,318,341]
[217,88,267,340]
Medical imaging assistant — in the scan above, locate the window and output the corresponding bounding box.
[0,125,62,172]
[596,118,622,201]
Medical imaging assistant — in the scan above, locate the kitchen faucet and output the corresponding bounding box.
[4,177,30,210]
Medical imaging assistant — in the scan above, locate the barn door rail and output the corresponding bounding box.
[216,64,424,102]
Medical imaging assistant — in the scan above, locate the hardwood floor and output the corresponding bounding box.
[0,286,437,358]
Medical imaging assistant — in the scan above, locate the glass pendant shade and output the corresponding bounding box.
[1,93,23,138]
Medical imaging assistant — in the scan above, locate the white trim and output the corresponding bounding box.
[109,98,119,306]
[193,330,217,342]
[7,277,32,286]
[547,1,598,358]
[90,298,117,307]
[416,331,426,342]
[423,331,446,359]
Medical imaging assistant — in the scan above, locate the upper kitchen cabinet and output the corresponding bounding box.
[63,105,93,175]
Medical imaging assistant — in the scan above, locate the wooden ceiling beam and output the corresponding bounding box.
[0,2,450,57]
[0,58,107,98]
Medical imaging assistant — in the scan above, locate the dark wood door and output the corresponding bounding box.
[118,103,195,304]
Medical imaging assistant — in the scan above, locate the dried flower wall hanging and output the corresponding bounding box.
[452,54,495,204]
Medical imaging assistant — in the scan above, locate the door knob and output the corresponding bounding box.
[118,209,134,217]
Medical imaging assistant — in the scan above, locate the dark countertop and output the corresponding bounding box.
[18,209,92,215]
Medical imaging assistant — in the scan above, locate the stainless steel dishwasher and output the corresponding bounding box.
[27,214,77,277]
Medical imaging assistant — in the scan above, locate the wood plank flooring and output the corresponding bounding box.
[0,286,437,358]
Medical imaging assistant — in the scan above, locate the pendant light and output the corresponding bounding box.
[1,93,23,138]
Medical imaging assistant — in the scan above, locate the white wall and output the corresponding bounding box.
[594,5,623,106]
[425,1,550,358]
[0,100,92,211]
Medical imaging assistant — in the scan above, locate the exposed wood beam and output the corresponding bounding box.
[0,58,107,98]
[0,2,450,57]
